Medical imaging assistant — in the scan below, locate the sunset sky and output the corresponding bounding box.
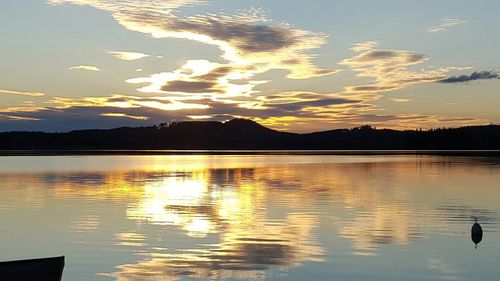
[1,0,499,132]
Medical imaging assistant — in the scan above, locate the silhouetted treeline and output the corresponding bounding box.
[1,119,499,150]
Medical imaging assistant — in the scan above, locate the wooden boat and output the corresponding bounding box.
[0,256,64,281]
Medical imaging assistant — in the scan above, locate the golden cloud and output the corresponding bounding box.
[50,94,210,111]
[340,41,468,96]
[100,113,149,120]
[0,89,45,97]
[108,51,150,61]
[49,0,338,80]
[68,65,101,71]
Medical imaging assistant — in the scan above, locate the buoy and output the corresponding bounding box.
[471,218,483,249]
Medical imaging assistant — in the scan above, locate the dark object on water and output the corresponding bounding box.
[471,218,483,249]
[0,256,64,281]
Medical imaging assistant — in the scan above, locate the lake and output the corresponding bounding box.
[0,154,499,280]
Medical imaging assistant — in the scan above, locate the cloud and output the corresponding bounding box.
[342,50,426,69]
[427,18,467,33]
[48,0,202,11]
[340,41,464,96]
[126,60,264,101]
[271,99,359,112]
[108,51,150,61]
[351,41,379,52]
[41,0,352,131]
[0,89,45,97]
[0,92,487,132]
[100,113,149,120]
[390,98,412,103]
[0,114,41,121]
[157,65,235,95]
[332,41,486,130]
[254,91,361,112]
[50,94,211,111]
[69,65,101,71]
[49,0,338,80]
[161,80,220,93]
[188,115,212,120]
[0,105,47,122]
[439,71,500,83]
[0,94,216,131]
[9,4,485,132]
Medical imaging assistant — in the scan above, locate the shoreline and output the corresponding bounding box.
[1,150,500,157]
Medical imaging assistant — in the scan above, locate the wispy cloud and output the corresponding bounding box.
[390,98,412,103]
[49,94,211,111]
[49,0,338,80]
[187,115,213,120]
[340,41,460,95]
[0,114,41,121]
[100,113,149,120]
[439,71,499,83]
[69,65,101,71]
[0,89,45,97]
[108,51,150,61]
[427,18,467,33]
[351,41,379,52]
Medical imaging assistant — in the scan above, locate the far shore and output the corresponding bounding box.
[1,150,500,157]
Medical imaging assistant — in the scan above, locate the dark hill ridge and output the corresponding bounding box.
[1,118,500,150]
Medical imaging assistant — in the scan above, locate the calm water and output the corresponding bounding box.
[0,155,499,280]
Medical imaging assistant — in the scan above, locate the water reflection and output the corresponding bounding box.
[108,213,322,280]
[0,155,499,280]
[115,169,323,279]
[70,215,99,232]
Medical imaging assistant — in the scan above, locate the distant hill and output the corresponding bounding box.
[1,118,500,150]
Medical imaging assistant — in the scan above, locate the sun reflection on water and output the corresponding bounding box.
[109,168,324,280]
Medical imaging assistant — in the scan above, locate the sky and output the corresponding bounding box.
[1,0,499,133]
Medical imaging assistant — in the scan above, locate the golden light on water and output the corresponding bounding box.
[127,174,214,237]
[110,169,324,280]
